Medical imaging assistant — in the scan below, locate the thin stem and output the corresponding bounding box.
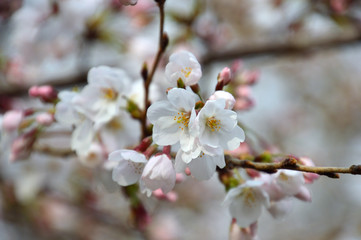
[141,0,167,139]
[225,155,361,179]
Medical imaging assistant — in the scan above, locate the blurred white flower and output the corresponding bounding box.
[165,51,202,86]
[99,111,141,153]
[107,149,147,186]
[223,180,269,228]
[55,90,95,155]
[140,154,176,197]
[209,90,236,109]
[73,66,132,129]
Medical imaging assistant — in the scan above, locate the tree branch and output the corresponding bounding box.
[225,155,361,179]
[141,0,168,139]
[201,32,361,65]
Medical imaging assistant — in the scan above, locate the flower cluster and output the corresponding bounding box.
[223,167,317,230]
[54,66,141,166]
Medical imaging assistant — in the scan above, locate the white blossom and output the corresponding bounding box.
[140,154,176,197]
[107,150,147,186]
[209,90,236,110]
[147,88,199,152]
[73,66,132,128]
[274,170,305,196]
[175,139,225,180]
[99,111,141,153]
[165,51,202,86]
[55,90,95,155]
[223,180,270,228]
[195,99,245,150]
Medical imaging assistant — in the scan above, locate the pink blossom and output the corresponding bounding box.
[2,110,23,132]
[36,113,54,126]
[299,157,319,183]
[10,129,37,162]
[29,85,58,103]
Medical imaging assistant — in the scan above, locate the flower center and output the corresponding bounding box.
[181,67,192,78]
[128,161,144,175]
[174,112,190,131]
[240,187,256,207]
[102,88,118,101]
[206,116,221,132]
[108,118,122,130]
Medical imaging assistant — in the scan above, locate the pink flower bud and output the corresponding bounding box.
[231,60,243,74]
[236,86,251,97]
[299,157,319,183]
[219,67,232,85]
[36,113,54,126]
[185,167,191,176]
[10,129,37,162]
[29,85,58,103]
[152,189,178,202]
[2,110,23,132]
[225,142,250,157]
[241,70,259,85]
[209,90,236,109]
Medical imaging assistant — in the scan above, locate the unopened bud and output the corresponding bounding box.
[190,83,200,93]
[141,62,148,81]
[36,113,54,126]
[29,85,58,103]
[219,67,232,85]
[161,32,169,51]
[3,110,23,132]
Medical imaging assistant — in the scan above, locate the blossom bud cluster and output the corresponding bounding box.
[1,91,57,162]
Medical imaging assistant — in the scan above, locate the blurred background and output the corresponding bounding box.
[1,0,361,239]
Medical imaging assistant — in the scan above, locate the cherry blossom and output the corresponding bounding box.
[72,66,132,129]
[165,51,202,86]
[223,180,270,228]
[147,88,199,151]
[195,99,245,150]
[140,154,176,197]
[107,149,147,186]
[175,139,225,180]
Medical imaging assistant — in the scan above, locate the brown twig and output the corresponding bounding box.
[225,155,361,179]
[141,0,168,139]
[201,32,361,65]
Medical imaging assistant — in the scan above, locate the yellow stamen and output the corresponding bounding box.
[240,187,256,207]
[108,118,122,130]
[102,88,118,101]
[174,112,190,131]
[206,116,221,132]
[181,67,192,78]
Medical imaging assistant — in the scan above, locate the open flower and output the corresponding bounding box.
[140,154,176,197]
[223,180,270,228]
[165,51,202,86]
[196,99,245,150]
[106,150,147,186]
[55,90,95,155]
[73,66,132,128]
[175,139,225,180]
[147,88,199,152]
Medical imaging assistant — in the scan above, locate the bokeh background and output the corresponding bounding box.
[1,0,361,239]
